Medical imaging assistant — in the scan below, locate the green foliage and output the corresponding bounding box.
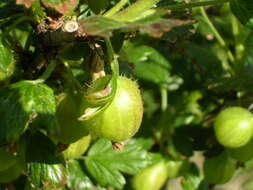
[0,148,17,172]
[66,160,93,190]
[227,139,253,162]
[87,0,110,14]
[230,0,253,27]
[85,139,159,189]
[78,15,190,37]
[0,38,15,81]
[2,0,253,189]
[26,132,67,189]
[204,152,236,184]
[0,81,57,144]
[181,163,208,190]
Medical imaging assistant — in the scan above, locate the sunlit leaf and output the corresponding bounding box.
[66,160,93,190]
[0,80,57,144]
[85,139,159,189]
[0,38,15,81]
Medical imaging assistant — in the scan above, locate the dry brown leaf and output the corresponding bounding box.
[42,0,78,14]
[141,19,194,38]
[16,0,35,8]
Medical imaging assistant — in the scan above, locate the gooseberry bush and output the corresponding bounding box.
[1,0,253,189]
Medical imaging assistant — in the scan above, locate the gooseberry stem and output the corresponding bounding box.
[199,7,235,74]
[104,37,119,76]
[159,87,168,154]
[104,37,114,62]
[160,87,168,111]
[37,59,57,82]
[62,61,82,89]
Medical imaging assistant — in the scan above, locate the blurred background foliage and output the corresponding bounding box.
[1,0,253,189]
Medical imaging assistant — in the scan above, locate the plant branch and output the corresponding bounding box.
[104,0,129,17]
[109,0,229,22]
[104,37,114,62]
[163,0,229,11]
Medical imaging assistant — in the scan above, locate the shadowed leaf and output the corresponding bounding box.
[26,132,67,189]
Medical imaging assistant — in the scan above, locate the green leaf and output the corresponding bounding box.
[79,57,119,121]
[204,152,236,184]
[85,76,113,106]
[87,0,110,14]
[121,42,183,89]
[0,80,57,144]
[66,160,93,190]
[130,138,155,150]
[79,16,124,37]
[85,139,157,189]
[59,42,90,62]
[142,90,160,118]
[0,38,15,81]
[181,163,208,190]
[210,76,253,92]
[183,42,223,79]
[9,23,33,49]
[170,91,203,127]
[0,1,23,19]
[26,132,67,189]
[0,0,12,8]
[30,0,46,21]
[173,133,194,157]
[121,43,171,84]
[230,0,253,28]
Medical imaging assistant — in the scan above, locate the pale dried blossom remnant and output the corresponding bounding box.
[78,107,101,121]
[92,85,112,98]
[112,142,125,150]
[62,20,79,33]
